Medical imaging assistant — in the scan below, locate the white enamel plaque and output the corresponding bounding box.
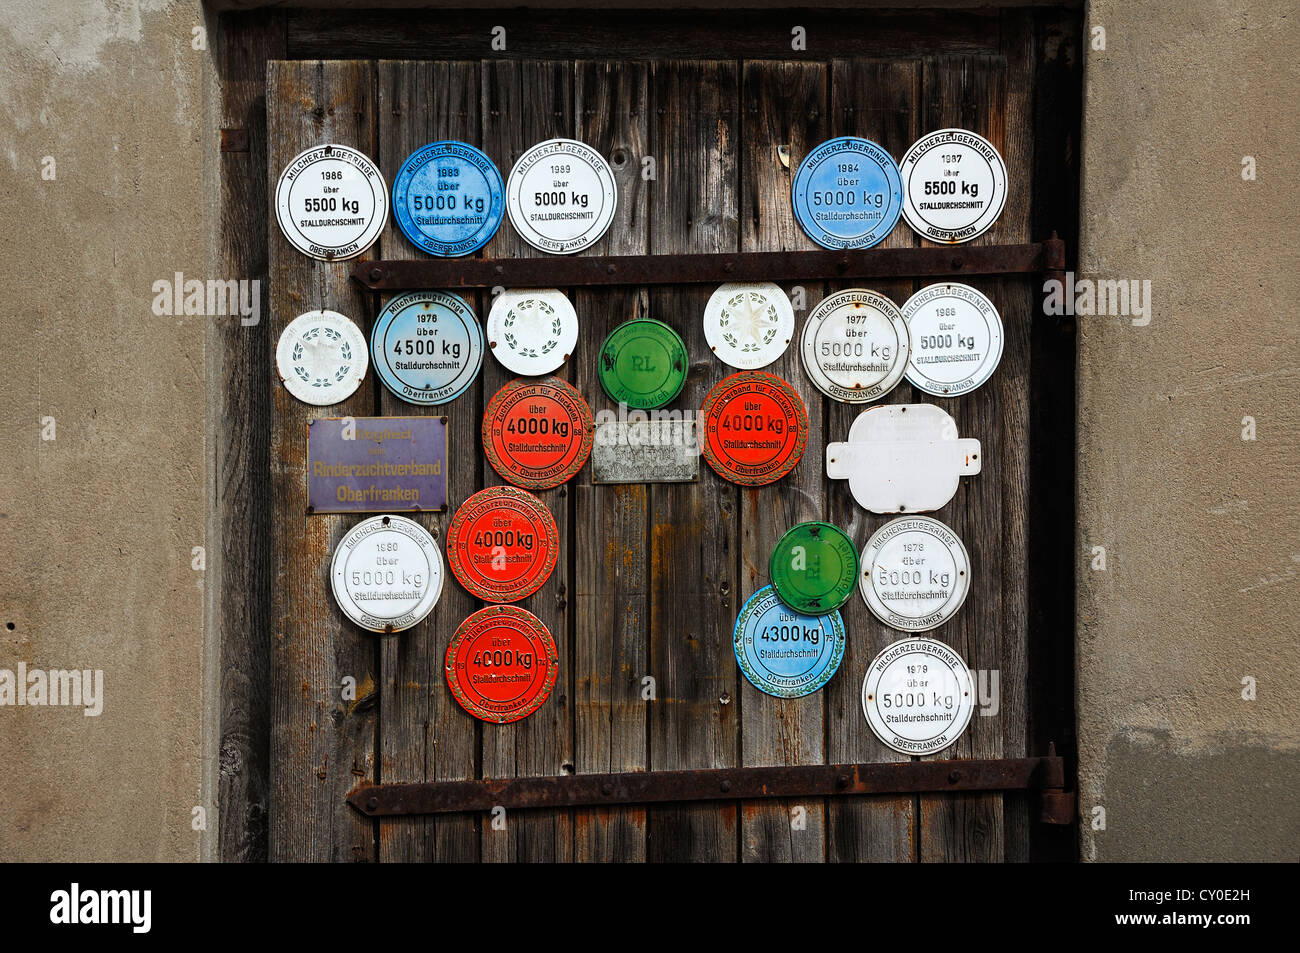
[487,289,579,376]
[330,515,444,633]
[506,138,617,254]
[800,289,910,403]
[860,516,971,632]
[899,129,1007,244]
[902,283,1004,397]
[274,144,388,260]
[861,638,974,755]
[703,282,795,370]
[826,404,981,513]
[275,310,369,406]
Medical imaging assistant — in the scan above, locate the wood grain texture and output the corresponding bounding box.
[825,57,921,864]
[916,54,1007,864]
[645,61,741,863]
[478,59,575,863]
[737,60,828,863]
[267,59,379,862]
[571,60,652,862]
[374,60,480,864]
[215,9,283,864]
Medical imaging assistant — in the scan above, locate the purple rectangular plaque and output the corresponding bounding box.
[307,416,448,514]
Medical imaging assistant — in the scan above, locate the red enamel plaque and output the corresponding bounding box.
[445,605,559,724]
[482,376,594,490]
[447,486,558,602]
[700,371,809,486]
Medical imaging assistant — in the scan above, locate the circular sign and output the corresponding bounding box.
[483,376,595,490]
[860,516,971,632]
[392,140,505,257]
[486,289,579,377]
[791,136,903,250]
[330,515,444,633]
[902,283,1004,397]
[861,638,974,755]
[597,319,689,409]
[506,138,618,254]
[801,289,910,403]
[447,486,559,603]
[769,521,859,614]
[371,291,483,405]
[899,128,1007,244]
[700,372,808,486]
[703,282,795,370]
[274,144,388,261]
[445,605,559,723]
[733,585,845,698]
[276,310,369,406]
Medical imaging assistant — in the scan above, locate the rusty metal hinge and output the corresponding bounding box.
[351,238,1066,292]
[348,751,1071,819]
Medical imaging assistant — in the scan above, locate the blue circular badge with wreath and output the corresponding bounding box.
[733,585,845,698]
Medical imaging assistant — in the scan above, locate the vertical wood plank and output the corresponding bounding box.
[215,9,283,864]
[645,60,741,863]
[737,60,828,863]
[825,58,922,864]
[997,11,1035,863]
[374,60,480,864]
[572,60,651,862]
[479,59,575,863]
[916,54,1007,863]
[267,59,379,862]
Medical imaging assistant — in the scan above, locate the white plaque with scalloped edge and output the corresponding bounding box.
[826,404,980,513]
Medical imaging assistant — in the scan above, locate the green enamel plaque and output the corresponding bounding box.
[597,318,688,409]
[769,521,859,613]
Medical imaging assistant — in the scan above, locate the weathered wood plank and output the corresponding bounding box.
[374,60,480,864]
[288,10,1002,61]
[825,57,922,864]
[215,9,283,865]
[997,12,1036,863]
[917,54,1007,864]
[645,60,741,863]
[479,59,575,863]
[267,59,378,862]
[737,59,828,863]
[571,60,652,862]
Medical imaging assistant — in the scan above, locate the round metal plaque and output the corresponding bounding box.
[733,585,845,699]
[486,289,579,377]
[447,486,559,603]
[800,289,910,403]
[700,371,808,486]
[901,283,1004,397]
[276,309,369,406]
[769,521,859,614]
[329,515,444,634]
[482,376,595,490]
[899,128,1007,244]
[274,144,388,261]
[445,604,559,723]
[597,318,689,409]
[791,136,903,250]
[392,140,505,257]
[703,282,795,370]
[506,138,617,254]
[371,290,483,405]
[861,637,974,755]
[859,516,971,631]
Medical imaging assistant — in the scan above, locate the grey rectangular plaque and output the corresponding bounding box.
[307,416,448,513]
[592,419,700,484]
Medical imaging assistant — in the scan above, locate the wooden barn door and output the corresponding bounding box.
[261,9,1075,862]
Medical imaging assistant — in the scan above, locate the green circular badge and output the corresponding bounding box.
[597,319,688,409]
[769,521,859,613]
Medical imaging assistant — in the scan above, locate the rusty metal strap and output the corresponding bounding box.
[351,239,1065,292]
[348,755,1071,821]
